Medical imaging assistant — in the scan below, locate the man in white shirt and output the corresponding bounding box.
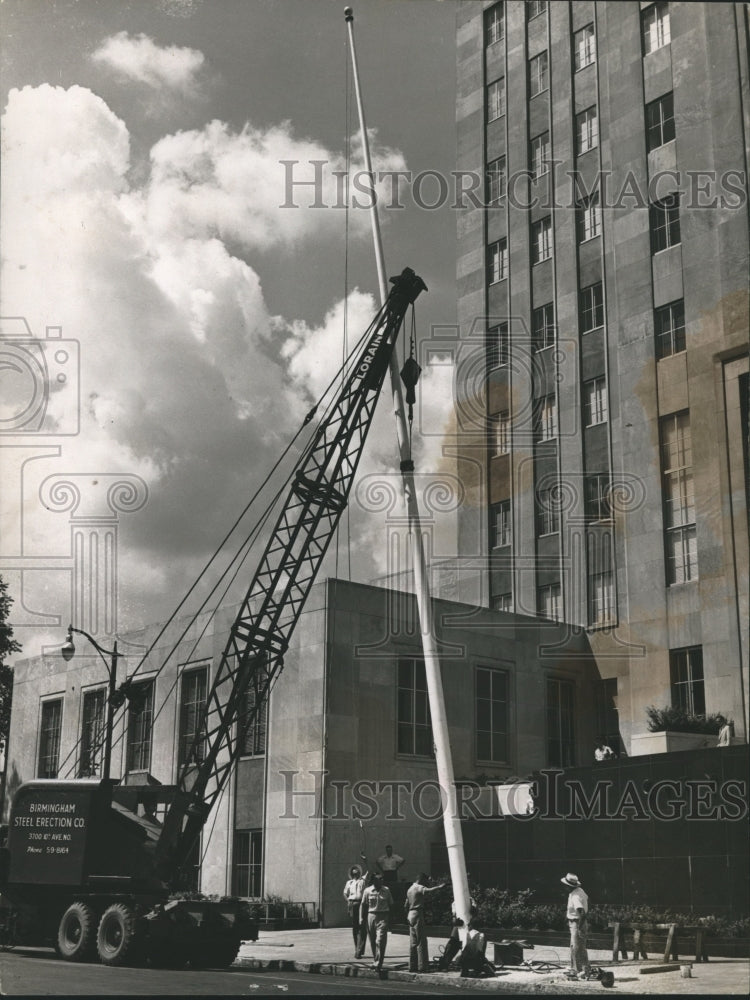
[376,844,404,889]
[343,864,367,958]
[594,738,615,762]
[561,873,590,977]
[360,874,394,972]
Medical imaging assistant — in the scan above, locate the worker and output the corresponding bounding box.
[375,844,404,889]
[343,864,367,958]
[561,873,590,978]
[404,873,446,973]
[436,895,477,970]
[717,717,732,747]
[360,873,393,973]
[594,737,616,761]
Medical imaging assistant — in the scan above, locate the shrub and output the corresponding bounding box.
[646,705,727,735]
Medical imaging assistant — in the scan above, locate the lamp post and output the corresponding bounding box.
[61,625,120,781]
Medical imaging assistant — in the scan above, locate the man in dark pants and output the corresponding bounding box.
[360,874,393,972]
[343,864,366,958]
[404,873,446,972]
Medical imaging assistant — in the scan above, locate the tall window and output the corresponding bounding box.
[577,192,601,242]
[526,1,547,21]
[670,646,705,715]
[646,92,675,151]
[642,1,671,55]
[585,474,612,522]
[238,684,268,757]
[583,376,608,426]
[38,699,62,779]
[487,156,506,205]
[126,680,154,773]
[661,411,697,584]
[485,3,505,45]
[79,688,106,777]
[655,300,685,358]
[532,303,555,352]
[178,666,208,766]
[487,77,505,122]
[537,583,562,622]
[529,51,548,98]
[397,658,432,756]
[493,410,511,456]
[536,487,561,535]
[529,131,550,179]
[487,322,509,369]
[492,593,513,612]
[594,678,621,755]
[475,667,509,764]
[546,678,575,767]
[574,24,596,70]
[588,569,615,627]
[579,282,604,333]
[531,217,552,264]
[233,829,263,897]
[491,500,512,548]
[537,394,557,441]
[575,107,598,156]
[488,239,509,284]
[650,193,681,252]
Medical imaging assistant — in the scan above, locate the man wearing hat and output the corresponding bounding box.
[561,873,590,978]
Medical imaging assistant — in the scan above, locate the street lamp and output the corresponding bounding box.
[61,625,121,781]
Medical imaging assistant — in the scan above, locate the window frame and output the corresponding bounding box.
[575,106,598,156]
[126,678,155,773]
[486,156,506,205]
[526,0,547,22]
[491,593,513,612]
[233,828,263,898]
[576,191,601,243]
[642,1,671,56]
[655,300,685,359]
[585,473,613,524]
[37,697,63,780]
[529,131,551,180]
[583,375,608,427]
[493,409,511,456]
[579,282,604,334]
[588,568,615,627]
[536,393,557,442]
[485,3,505,46]
[574,23,596,71]
[646,91,675,152]
[669,646,705,716]
[529,50,549,99]
[178,665,209,768]
[490,499,512,549]
[475,665,510,765]
[537,583,562,622]
[79,686,106,777]
[531,216,552,265]
[238,682,269,758]
[487,322,510,370]
[536,486,561,536]
[650,193,681,253]
[532,302,555,352]
[487,238,509,285]
[660,411,698,585]
[397,658,433,758]
[487,77,506,123]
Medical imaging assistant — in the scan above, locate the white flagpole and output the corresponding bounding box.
[344,5,471,937]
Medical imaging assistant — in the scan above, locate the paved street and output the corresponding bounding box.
[0,948,483,996]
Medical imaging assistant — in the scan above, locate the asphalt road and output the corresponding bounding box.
[0,948,490,996]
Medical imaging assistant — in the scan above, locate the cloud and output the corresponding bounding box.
[92,31,205,93]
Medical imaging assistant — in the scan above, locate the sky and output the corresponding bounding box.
[0,0,464,663]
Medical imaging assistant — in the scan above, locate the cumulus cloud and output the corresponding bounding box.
[91,31,205,93]
[2,82,453,660]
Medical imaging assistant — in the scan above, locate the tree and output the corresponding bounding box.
[0,576,22,749]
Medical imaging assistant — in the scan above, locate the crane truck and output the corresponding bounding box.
[0,267,427,968]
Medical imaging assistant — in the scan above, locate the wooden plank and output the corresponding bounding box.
[663,923,677,962]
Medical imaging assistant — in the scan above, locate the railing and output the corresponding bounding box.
[245,900,317,924]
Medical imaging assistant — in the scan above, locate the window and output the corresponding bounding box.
[536,487,561,535]
[575,107,598,156]
[487,77,505,122]
[485,3,504,46]
[586,474,612,522]
[650,193,681,252]
[529,51,548,98]
[646,92,675,151]
[546,677,575,766]
[574,24,596,70]
[588,569,615,626]
[576,192,601,243]
[526,0,547,20]
[397,658,432,756]
[238,683,268,757]
[660,411,697,584]
[594,678,621,756]
[487,322,509,369]
[642,2,671,55]
[488,239,508,284]
[531,217,552,264]
[79,688,106,777]
[579,282,604,333]
[476,667,509,763]
[37,699,62,779]
[537,394,557,441]
[583,376,608,426]
[126,680,154,773]
[655,300,685,359]
[178,666,208,766]
[491,500,512,548]
[532,303,555,352]
[670,646,705,715]
[233,829,263,897]
[487,157,506,205]
[493,410,511,456]
[529,132,550,179]
[492,593,513,612]
[538,583,562,622]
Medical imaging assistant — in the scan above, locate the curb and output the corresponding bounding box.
[233,957,598,993]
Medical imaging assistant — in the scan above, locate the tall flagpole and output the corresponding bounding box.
[344,6,471,934]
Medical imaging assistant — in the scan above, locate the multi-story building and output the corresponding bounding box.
[454,0,749,752]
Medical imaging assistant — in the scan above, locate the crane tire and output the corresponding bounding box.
[57,902,97,962]
[96,903,141,967]
[189,932,241,969]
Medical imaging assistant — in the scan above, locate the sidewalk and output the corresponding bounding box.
[236,927,750,994]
